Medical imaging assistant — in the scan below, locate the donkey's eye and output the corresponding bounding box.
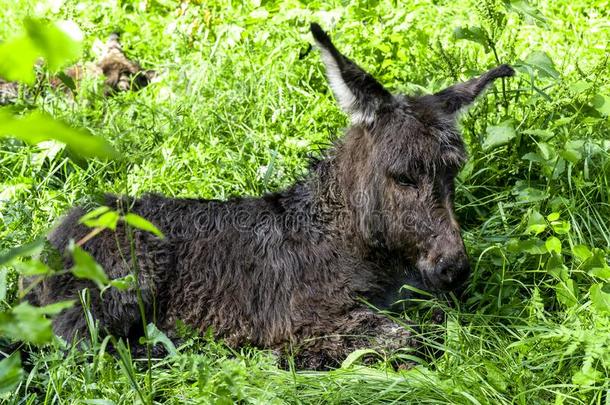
[394,174,418,188]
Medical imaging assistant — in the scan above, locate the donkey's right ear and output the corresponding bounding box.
[311,23,392,125]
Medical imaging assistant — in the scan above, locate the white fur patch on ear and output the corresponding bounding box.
[318,48,372,125]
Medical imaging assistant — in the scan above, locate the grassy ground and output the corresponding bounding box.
[1,0,610,403]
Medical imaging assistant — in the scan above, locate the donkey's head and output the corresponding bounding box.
[312,24,514,292]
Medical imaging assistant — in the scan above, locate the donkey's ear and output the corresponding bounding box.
[311,23,393,125]
[432,65,515,114]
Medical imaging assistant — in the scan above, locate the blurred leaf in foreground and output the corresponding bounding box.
[0,110,119,159]
[0,18,83,84]
[0,353,22,394]
[70,245,109,289]
[0,301,74,345]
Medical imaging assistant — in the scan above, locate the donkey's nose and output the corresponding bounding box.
[434,257,470,290]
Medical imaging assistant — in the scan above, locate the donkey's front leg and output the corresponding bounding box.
[286,308,420,370]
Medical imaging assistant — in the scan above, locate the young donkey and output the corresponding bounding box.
[25,24,514,369]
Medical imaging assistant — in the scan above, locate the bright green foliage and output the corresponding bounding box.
[0,18,82,83]
[1,0,610,403]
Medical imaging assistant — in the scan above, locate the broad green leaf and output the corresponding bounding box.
[589,283,610,314]
[560,148,581,164]
[569,80,593,94]
[588,267,610,281]
[555,278,577,308]
[526,211,546,235]
[513,184,548,203]
[79,206,112,224]
[0,110,119,160]
[550,220,571,235]
[0,353,22,394]
[522,152,545,163]
[341,349,379,368]
[592,94,610,116]
[23,18,82,72]
[0,36,39,84]
[81,211,120,231]
[483,122,516,150]
[139,323,177,356]
[571,244,592,262]
[545,237,561,255]
[522,128,553,140]
[508,238,547,255]
[101,274,136,297]
[537,142,555,160]
[0,18,82,84]
[453,26,489,51]
[14,259,54,276]
[546,212,560,222]
[70,246,109,289]
[0,301,72,345]
[507,0,547,26]
[572,365,602,387]
[0,238,44,266]
[123,213,165,238]
[523,51,559,79]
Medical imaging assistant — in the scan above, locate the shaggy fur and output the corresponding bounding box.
[24,24,514,369]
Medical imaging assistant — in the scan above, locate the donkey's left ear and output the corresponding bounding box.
[430,65,515,114]
[311,23,393,125]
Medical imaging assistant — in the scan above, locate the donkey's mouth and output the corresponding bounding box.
[419,265,470,293]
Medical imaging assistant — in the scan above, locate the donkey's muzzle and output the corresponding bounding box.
[432,256,470,291]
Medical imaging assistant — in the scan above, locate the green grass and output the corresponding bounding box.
[1,0,610,403]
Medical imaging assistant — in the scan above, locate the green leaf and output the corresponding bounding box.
[109,274,135,291]
[0,18,82,84]
[591,94,610,116]
[483,122,516,150]
[508,238,547,255]
[23,18,83,72]
[522,128,553,140]
[139,323,177,356]
[523,51,559,79]
[537,142,555,160]
[555,278,577,308]
[507,0,548,26]
[0,301,73,345]
[453,26,489,51]
[101,274,135,297]
[522,152,545,163]
[340,349,379,369]
[545,237,561,255]
[0,353,23,394]
[70,246,109,289]
[81,211,120,231]
[560,148,581,164]
[550,220,571,235]
[526,211,546,235]
[0,238,44,266]
[0,110,119,160]
[123,213,165,238]
[546,212,560,222]
[588,267,610,281]
[14,259,55,276]
[589,283,610,314]
[571,245,592,262]
[79,206,111,224]
[0,36,38,84]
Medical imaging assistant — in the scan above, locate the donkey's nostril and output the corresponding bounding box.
[434,257,470,290]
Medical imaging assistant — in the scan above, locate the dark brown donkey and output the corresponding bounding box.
[24,23,514,369]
